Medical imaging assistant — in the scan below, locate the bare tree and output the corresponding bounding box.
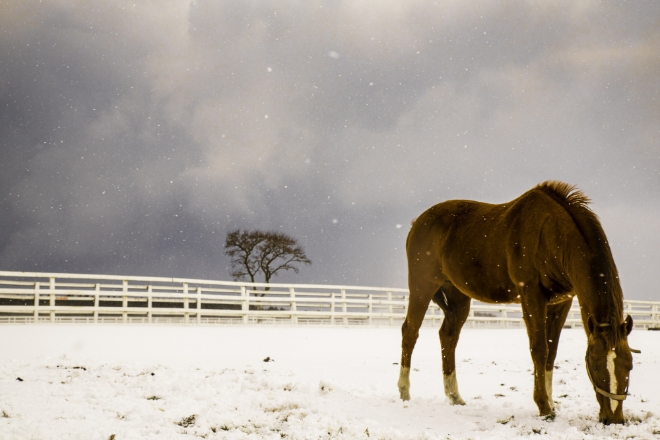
[224,229,311,289]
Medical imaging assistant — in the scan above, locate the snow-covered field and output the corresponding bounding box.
[0,325,658,439]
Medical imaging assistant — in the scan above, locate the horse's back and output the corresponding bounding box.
[407,198,509,256]
[409,188,574,253]
[406,189,576,303]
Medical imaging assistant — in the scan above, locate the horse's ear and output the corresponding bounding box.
[623,315,634,336]
[587,314,598,334]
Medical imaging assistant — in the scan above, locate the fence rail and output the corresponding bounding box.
[0,271,658,329]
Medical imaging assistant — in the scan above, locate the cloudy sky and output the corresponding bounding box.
[1,0,659,300]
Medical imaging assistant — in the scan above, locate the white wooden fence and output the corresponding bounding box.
[0,271,658,329]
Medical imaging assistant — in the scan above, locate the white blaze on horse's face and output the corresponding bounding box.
[587,333,634,424]
[606,351,618,412]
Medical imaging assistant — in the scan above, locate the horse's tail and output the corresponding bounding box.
[405,217,418,250]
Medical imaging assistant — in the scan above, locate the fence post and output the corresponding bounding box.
[33,282,40,322]
[502,308,508,329]
[330,292,336,325]
[289,287,297,324]
[403,292,409,321]
[341,289,347,326]
[368,294,373,326]
[653,303,659,328]
[196,287,202,324]
[49,277,55,323]
[147,285,153,324]
[241,286,248,324]
[122,280,128,323]
[387,291,393,326]
[94,284,100,323]
[183,282,189,324]
[571,302,579,328]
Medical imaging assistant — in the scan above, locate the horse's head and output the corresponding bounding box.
[585,314,635,425]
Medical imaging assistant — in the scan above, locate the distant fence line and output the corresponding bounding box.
[0,271,658,329]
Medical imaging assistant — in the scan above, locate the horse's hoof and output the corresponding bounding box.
[399,389,410,401]
[543,412,556,421]
[446,393,466,405]
[449,396,466,406]
[535,398,553,417]
[538,406,555,419]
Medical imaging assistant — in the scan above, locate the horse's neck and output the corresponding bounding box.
[568,253,623,326]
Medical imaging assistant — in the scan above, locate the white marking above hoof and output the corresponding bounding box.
[443,371,466,405]
[398,367,411,401]
[545,369,554,410]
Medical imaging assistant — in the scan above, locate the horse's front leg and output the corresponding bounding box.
[544,300,573,409]
[520,288,553,417]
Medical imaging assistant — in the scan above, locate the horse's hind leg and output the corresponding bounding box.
[398,277,442,401]
[436,281,471,405]
[544,299,572,409]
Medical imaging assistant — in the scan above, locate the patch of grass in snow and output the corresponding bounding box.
[2,410,10,418]
[108,435,115,440]
[264,402,299,413]
[319,381,333,393]
[625,410,655,425]
[497,415,514,425]
[146,395,161,400]
[516,425,547,436]
[237,421,266,435]
[176,414,196,428]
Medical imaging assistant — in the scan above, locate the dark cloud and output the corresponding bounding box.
[1,0,658,300]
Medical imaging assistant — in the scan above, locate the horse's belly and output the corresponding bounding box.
[453,281,519,304]
[442,257,516,303]
[548,291,575,305]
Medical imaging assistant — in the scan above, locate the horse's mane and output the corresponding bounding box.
[535,181,624,340]
[537,180,592,209]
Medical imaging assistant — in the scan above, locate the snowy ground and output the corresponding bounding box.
[0,325,658,439]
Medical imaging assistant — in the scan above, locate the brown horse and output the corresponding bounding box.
[398,181,636,424]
